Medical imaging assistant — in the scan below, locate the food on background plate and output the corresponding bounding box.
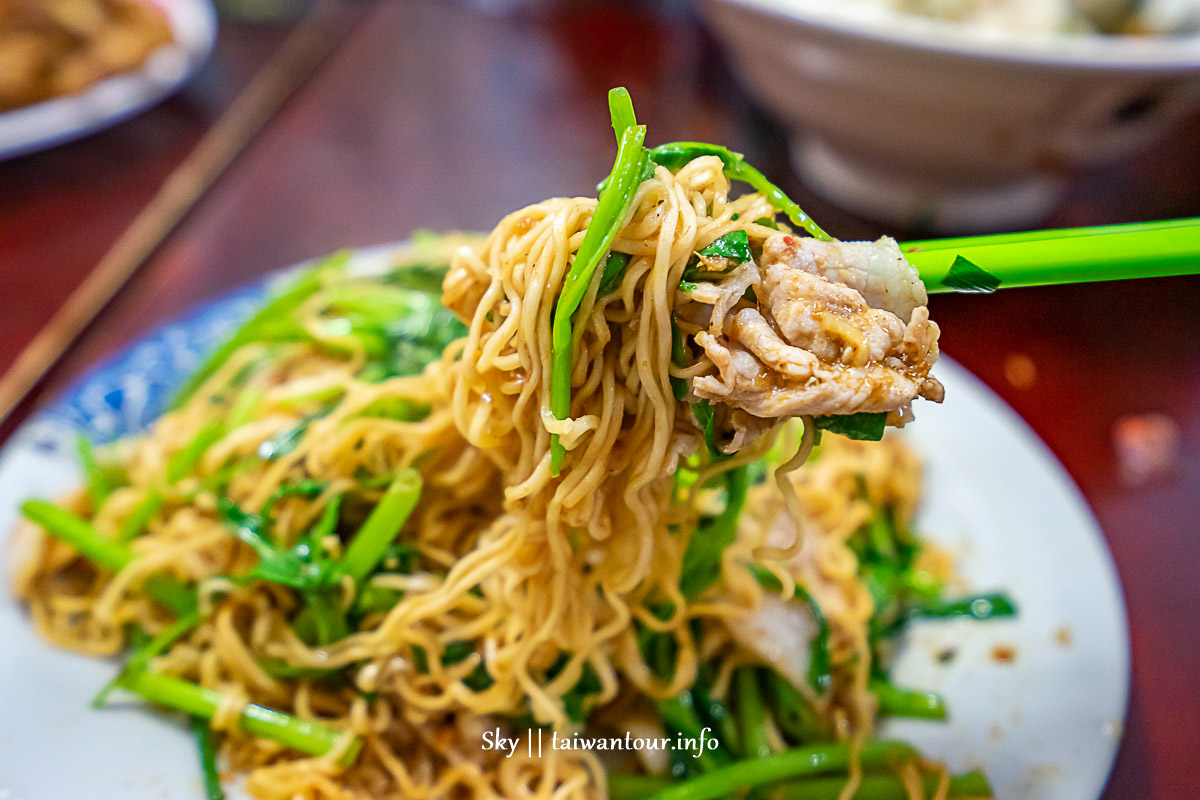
[0,0,172,112]
[10,90,1014,800]
[834,0,1200,34]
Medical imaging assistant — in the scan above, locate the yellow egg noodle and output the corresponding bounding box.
[11,104,1003,800]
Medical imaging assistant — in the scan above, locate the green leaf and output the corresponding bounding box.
[680,466,749,598]
[943,254,1001,293]
[698,230,752,263]
[598,252,632,296]
[813,412,887,442]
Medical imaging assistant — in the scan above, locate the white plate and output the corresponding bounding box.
[0,248,1130,799]
[0,0,217,161]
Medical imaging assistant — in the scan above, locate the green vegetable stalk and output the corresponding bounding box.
[550,87,649,475]
[340,468,422,584]
[117,670,359,765]
[642,740,916,800]
[21,500,194,615]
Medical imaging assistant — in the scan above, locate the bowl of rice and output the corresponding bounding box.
[699,0,1200,231]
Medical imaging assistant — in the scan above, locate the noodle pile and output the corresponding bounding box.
[11,155,985,799]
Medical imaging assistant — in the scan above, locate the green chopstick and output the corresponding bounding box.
[904,217,1200,294]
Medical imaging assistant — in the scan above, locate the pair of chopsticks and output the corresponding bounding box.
[907,217,1200,294]
[0,0,367,438]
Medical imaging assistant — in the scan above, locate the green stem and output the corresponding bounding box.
[658,690,730,773]
[550,88,649,475]
[609,773,672,800]
[869,680,947,721]
[764,671,825,744]
[340,468,422,584]
[75,433,113,510]
[889,592,1017,635]
[118,491,163,543]
[93,610,201,708]
[643,741,916,800]
[611,769,991,800]
[21,500,194,615]
[191,716,226,800]
[735,668,771,759]
[648,143,830,241]
[778,772,993,799]
[22,499,130,572]
[167,419,224,483]
[117,670,358,765]
[906,217,1200,294]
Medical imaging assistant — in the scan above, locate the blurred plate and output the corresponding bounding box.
[0,0,217,161]
[0,246,1129,799]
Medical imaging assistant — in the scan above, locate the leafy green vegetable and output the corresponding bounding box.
[257,415,317,461]
[698,230,752,263]
[261,480,328,521]
[174,255,349,407]
[670,321,689,402]
[648,143,830,242]
[679,466,749,599]
[93,610,201,708]
[167,419,224,483]
[942,254,1001,293]
[76,433,116,509]
[870,679,946,720]
[690,400,722,459]
[339,469,422,585]
[217,498,330,590]
[658,689,732,773]
[598,252,632,296]
[748,565,832,693]
[763,670,826,744]
[191,717,226,800]
[887,592,1017,635]
[639,740,915,800]
[21,500,194,615]
[116,670,357,764]
[813,413,887,442]
[735,668,771,759]
[550,87,650,475]
[118,491,163,543]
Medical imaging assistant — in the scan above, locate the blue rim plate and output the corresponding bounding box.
[0,247,1130,800]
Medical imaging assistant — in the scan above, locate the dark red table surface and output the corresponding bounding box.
[1,0,1197,796]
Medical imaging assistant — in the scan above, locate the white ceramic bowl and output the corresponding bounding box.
[698,0,1200,231]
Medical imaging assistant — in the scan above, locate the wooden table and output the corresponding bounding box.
[1,0,1197,796]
